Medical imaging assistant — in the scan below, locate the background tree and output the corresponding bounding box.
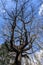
[0,0,43,65]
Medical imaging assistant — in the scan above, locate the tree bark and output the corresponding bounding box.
[12,53,21,65]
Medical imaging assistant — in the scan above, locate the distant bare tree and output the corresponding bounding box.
[0,0,43,65]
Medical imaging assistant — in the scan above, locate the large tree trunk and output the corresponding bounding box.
[12,53,21,65]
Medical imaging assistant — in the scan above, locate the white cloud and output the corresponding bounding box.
[39,4,43,16]
[0,9,6,14]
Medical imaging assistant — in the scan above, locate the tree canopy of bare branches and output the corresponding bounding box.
[0,0,43,65]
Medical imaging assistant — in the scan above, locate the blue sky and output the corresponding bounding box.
[0,0,43,45]
[0,0,43,64]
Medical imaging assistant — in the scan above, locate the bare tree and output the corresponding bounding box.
[0,0,43,65]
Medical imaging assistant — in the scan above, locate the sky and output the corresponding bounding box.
[0,0,43,64]
[39,4,43,16]
[0,0,43,44]
[0,0,43,54]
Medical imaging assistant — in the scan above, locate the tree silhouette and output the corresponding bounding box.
[0,0,43,65]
